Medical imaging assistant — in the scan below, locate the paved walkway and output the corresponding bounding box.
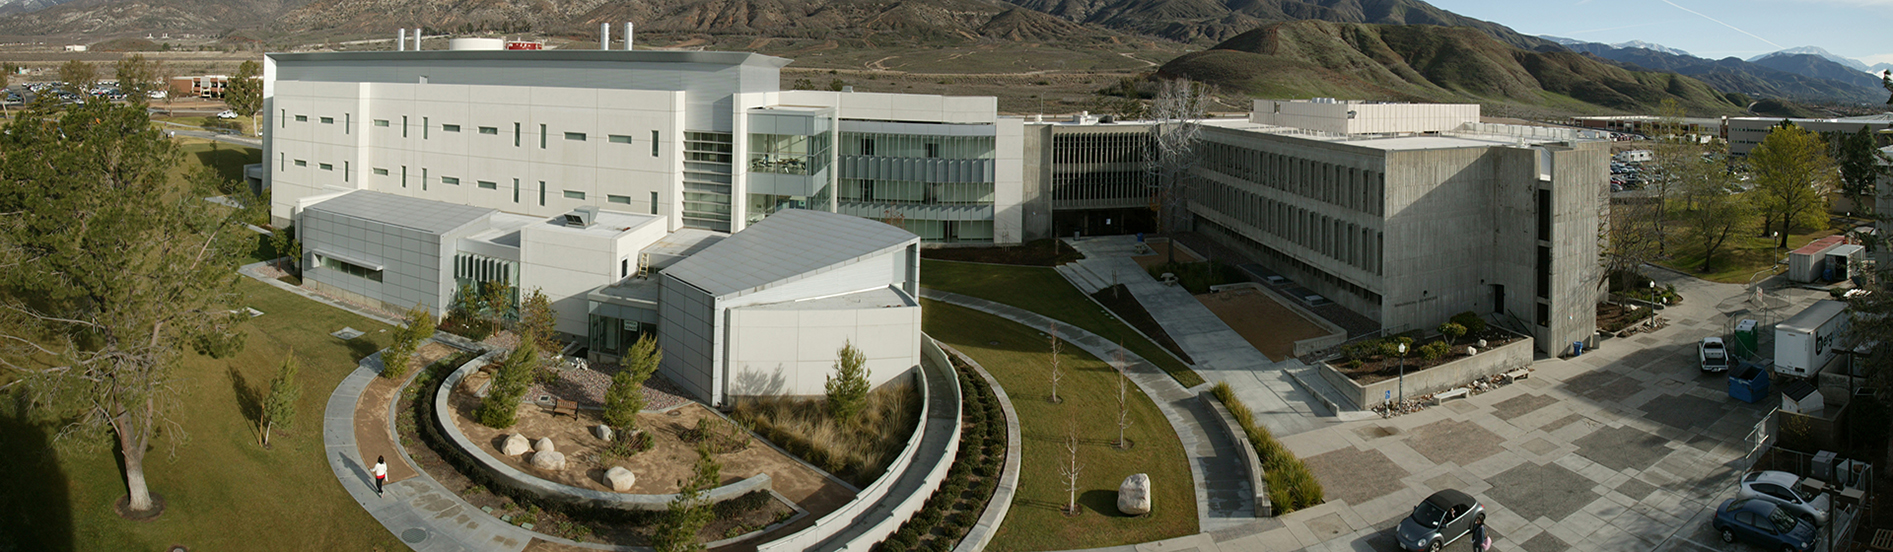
[921,290,1263,534]
[1059,237,1344,437]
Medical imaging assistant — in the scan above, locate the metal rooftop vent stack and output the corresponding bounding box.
[398,29,406,51]
[413,28,422,51]
[564,206,599,228]
[624,22,633,50]
[600,23,610,50]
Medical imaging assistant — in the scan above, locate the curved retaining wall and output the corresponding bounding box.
[946,345,1022,552]
[435,354,771,511]
[756,335,963,552]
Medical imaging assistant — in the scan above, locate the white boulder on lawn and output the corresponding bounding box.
[501,434,531,456]
[604,466,637,491]
[1118,473,1151,515]
[531,450,566,470]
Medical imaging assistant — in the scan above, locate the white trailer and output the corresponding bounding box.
[1775,300,1850,378]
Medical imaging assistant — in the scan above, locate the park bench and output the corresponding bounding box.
[1432,388,1470,405]
[550,399,578,418]
[1503,368,1532,383]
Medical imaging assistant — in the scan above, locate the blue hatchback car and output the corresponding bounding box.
[1712,498,1816,552]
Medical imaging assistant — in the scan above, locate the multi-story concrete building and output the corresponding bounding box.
[1024,99,1610,355]
[1725,114,1893,157]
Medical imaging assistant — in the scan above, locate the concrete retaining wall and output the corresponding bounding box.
[1319,335,1534,409]
[1207,282,1347,357]
[435,354,771,511]
[756,335,962,552]
[1201,391,1270,518]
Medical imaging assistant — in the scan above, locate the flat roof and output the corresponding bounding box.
[538,209,663,238]
[305,190,493,235]
[663,209,917,298]
[268,49,792,69]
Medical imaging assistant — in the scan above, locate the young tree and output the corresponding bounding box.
[114,54,161,105]
[1439,322,1466,346]
[824,341,870,422]
[1048,321,1064,404]
[653,444,721,552]
[0,100,246,516]
[1680,143,1753,272]
[225,60,263,128]
[1750,124,1837,249]
[517,287,557,353]
[381,303,436,380]
[603,334,660,437]
[270,225,302,274]
[1058,418,1084,515]
[1638,98,1692,256]
[1113,347,1133,450]
[1830,126,1888,214]
[1146,78,1210,264]
[476,341,539,429]
[260,355,301,447]
[58,60,97,96]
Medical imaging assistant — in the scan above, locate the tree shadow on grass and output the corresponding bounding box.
[345,338,382,364]
[0,391,73,551]
[192,145,260,181]
[229,366,263,437]
[1079,489,1138,518]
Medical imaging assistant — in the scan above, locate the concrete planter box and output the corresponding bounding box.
[1207,282,1347,357]
[1319,334,1534,409]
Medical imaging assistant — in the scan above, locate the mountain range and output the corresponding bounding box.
[1542,36,1690,57]
[1550,39,1884,104]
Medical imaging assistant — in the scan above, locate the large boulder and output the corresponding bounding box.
[593,424,614,442]
[1118,473,1151,516]
[530,450,566,471]
[501,434,531,456]
[604,466,637,492]
[534,437,555,453]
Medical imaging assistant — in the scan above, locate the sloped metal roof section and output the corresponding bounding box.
[304,190,494,235]
[662,209,917,298]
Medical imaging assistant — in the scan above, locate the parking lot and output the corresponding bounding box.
[1216,273,1837,552]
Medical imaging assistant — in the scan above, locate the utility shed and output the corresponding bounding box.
[657,209,922,406]
[1789,236,1846,283]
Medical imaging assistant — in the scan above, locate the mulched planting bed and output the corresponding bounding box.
[1596,302,1657,333]
[876,353,1010,552]
[920,239,1083,266]
[1330,329,1522,385]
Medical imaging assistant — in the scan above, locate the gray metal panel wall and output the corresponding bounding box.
[837,156,994,183]
[658,273,720,404]
[301,208,452,314]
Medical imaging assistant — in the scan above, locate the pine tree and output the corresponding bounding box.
[824,341,871,422]
[604,334,660,436]
[261,355,301,447]
[477,341,539,428]
[652,444,721,552]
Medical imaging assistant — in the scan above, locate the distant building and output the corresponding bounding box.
[63,44,86,52]
[169,75,233,99]
[1568,115,1722,140]
[1725,114,1893,157]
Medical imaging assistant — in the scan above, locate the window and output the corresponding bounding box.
[479,126,498,135]
[320,116,333,124]
[401,166,407,188]
[375,119,390,127]
[423,117,430,139]
[608,194,631,204]
[539,181,546,205]
[1536,302,1550,327]
[565,132,587,141]
[513,178,520,203]
[539,124,547,148]
[319,163,332,171]
[403,116,409,138]
[278,153,284,170]
[925,143,939,158]
[280,109,286,128]
[652,130,660,157]
[862,138,875,156]
[441,176,460,185]
[345,113,351,134]
[442,124,461,132]
[650,192,658,214]
[373,168,389,176]
[422,168,428,190]
[563,190,586,200]
[295,115,307,122]
[621,259,629,279]
[609,134,633,144]
[478,180,498,189]
[317,255,382,282]
[515,123,522,147]
[294,159,307,167]
[344,161,350,182]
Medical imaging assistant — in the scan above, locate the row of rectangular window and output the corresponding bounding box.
[351,117,661,156]
[1197,177,1381,276]
[1198,141,1383,217]
[358,167,658,214]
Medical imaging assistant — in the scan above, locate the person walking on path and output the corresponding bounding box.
[1472,513,1488,552]
[372,456,388,497]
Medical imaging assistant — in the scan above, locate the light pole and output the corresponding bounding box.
[1397,342,1409,405]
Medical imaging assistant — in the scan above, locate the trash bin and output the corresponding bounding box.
[1728,361,1771,404]
[1571,341,1584,357]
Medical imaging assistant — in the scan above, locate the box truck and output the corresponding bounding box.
[1775,300,1850,378]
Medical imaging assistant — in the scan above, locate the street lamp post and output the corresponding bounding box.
[1397,342,1409,405]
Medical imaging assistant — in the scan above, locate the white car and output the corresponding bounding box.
[1737,470,1830,527]
[216,110,239,119]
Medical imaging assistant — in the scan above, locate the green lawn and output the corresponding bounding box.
[920,259,1202,387]
[0,277,402,551]
[924,301,1197,551]
[1657,219,1846,284]
[169,139,262,185]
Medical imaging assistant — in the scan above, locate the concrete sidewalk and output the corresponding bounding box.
[1061,237,1342,438]
[922,290,1264,534]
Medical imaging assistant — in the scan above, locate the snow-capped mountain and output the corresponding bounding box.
[1540,36,1690,56]
[1750,46,1873,73]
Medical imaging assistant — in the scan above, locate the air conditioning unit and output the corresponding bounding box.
[1813,450,1838,482]
[1836,459,1868,490]
[563,206,599,228]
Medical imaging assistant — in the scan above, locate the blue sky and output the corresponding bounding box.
[1426,0,1893,66]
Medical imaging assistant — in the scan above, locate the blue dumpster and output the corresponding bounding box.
[1728,361,1771,404]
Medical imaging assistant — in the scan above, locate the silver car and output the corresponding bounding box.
[1738,471,1830,526]
[1395,489,1485,551]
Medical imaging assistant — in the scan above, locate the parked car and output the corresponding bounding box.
[1737,470,1830,526]
[1700,337,1730,372]
[1712,498,1816,551]
[1396,489,1484,552]
[216,110,239,119]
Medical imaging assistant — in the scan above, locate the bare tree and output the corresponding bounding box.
[1048,321,1064,404]
[1145,78,1211,265]
[1114,347,1133,450]
[1059,418,1084,515]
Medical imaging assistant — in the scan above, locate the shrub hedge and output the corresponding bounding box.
[874,357,1010,551]
[1210,382,1324,514]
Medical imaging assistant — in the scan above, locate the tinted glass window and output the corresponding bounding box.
[1413,501,1447,528]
